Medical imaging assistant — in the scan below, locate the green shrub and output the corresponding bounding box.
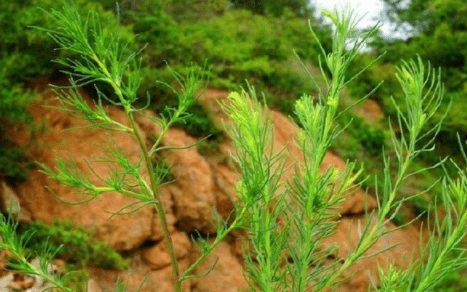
[0,138,33,181]
[196,134,225,157]
[20,220,128,270]
[341,112,387,155]
[132,6,324,91]
[18,220,128,271]
[174,104,224,139]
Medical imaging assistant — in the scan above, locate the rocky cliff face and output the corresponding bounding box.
[0,80,420,291]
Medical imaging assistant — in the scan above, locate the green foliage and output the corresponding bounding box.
[27,2,246,291]
[0,213,79,292]
[223,8,454,292]
[174,104,224,139]
[391,210,410,226]
[148,90,224,142]
[330,110,388,201]
[81,0,330,143]
[196,135,225,157]
[148,134,175,183]
[0,0,126,99]
[368,0,467,172]
[131,6,326,92]
[0,1,56,84]
[0,0,133,181]
[175,10,288,66]
[0,0,330,183]
[0,0,55,181]
[344,53,400,116]
[4,1,467,291]
[18,220,128,270]
[344,47,459,206]
[125,2,179,67]
[382,0,467,38]
[0,138,33,181]
[165,8,329,117]
[153,155,175,183]
[434,251,467,292]
[144,65,225,143]
[229,0,314,17]
[164,0,229,22]
[339,112,387,155]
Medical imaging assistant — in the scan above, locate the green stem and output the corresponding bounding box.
[180,210,245,281]
[414,212,467,292]
[316,139,416,292]
[149,115,177,156]
[127,102,181,292]
[91,54,181,291]
[8,249,74,292]
[263,200,274,292]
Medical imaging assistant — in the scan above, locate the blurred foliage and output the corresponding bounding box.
[376,0,467,89]
[0,0,126,93]
[229,0,314,16]
[18,220,128,270]
[433,247,467,291]
[164,0,229,21]
[369,0,467,161]
[130,6,330,82]
[127,2,331,144]
[341,112,387,156]
[0,138,33,182]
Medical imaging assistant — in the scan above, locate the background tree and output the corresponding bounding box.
[229,0,313,16]
[378,0,467,82]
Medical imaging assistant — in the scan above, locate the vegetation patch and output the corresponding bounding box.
[17,220,128,271]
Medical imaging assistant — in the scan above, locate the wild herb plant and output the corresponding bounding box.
[2,1,467,292]
[4,0,248,291]
[222,7,467,292]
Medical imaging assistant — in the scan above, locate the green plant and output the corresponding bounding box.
[172,104,224,140]
[339,111,387,155]
[0,212,78,292]
[2,2,467,292]
[0,138,33,181]
[149,151,175,183]
[221,7,467,292]
[391,209,410,226]
[18,220,128,270]
[141,65,225,144]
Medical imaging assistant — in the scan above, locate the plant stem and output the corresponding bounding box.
[414,211,467,292]
[90,53,181,291]
[316,134,416,292]
[180,209,245,282]
[127,112,182,292]
[6,247,74,292]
